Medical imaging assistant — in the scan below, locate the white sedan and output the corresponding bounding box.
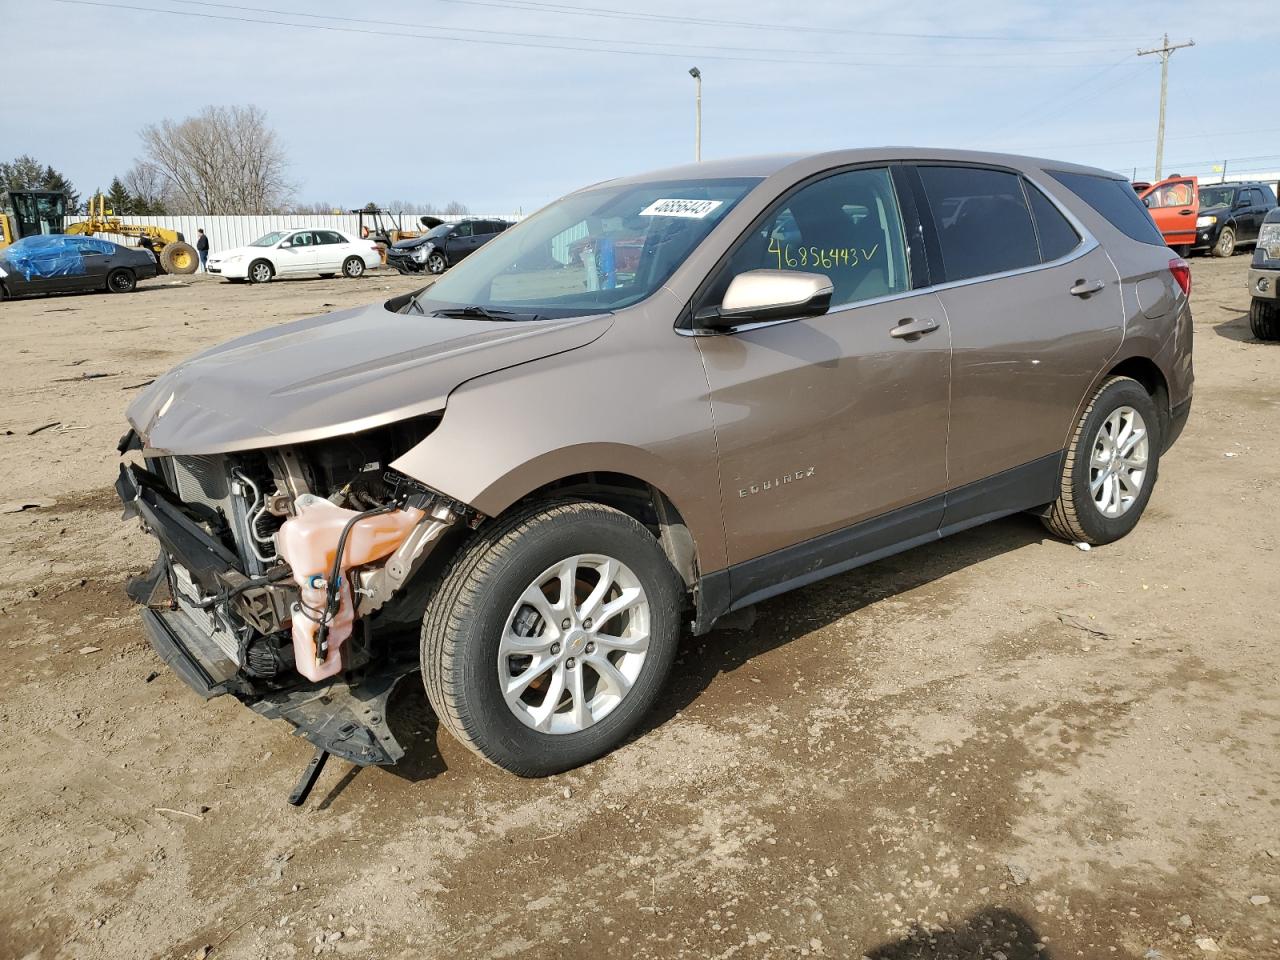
[208,229,382,283]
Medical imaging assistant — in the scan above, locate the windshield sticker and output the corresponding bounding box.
[639,198,724,219]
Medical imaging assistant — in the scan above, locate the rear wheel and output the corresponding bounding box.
[1250,297,1280,341]
[106,268,136,294]
[342,256,365,278]
[1043,376,1161,546]
[248,259,273,284]
[421,500,682,776]
[159,241,199,275]
[1212,226,1236,258]
[426,251,447,274]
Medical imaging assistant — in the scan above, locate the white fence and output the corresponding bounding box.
[61,212,524,254]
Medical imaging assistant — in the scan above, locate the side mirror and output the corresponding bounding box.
[696,269,833,330]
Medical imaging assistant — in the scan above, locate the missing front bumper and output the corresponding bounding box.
[118,461,414,767]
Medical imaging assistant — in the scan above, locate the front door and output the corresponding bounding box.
[1139,176,1198,249]
[908,164,1124,520]
[277,231,318,273]
[693,166,951,579]
[445,222,481,263]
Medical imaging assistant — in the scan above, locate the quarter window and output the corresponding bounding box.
[1049,170,1165,246]
[710,167,910,310]
[1024,181,1081,262]
[917,165,1039,283]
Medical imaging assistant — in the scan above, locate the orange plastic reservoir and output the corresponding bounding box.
[276,495,425,682]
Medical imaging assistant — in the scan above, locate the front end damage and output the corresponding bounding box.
[115,422,480,780]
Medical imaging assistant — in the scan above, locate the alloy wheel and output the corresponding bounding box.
[498,554,650,734]
[1090,406,1149,518]
[251,263,271,283]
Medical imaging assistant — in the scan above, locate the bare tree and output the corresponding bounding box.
[138,105,294,214]
[121,160,172,215]
[439,200,470,215]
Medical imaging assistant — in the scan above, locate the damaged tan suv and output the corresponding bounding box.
[117,149,1193,798]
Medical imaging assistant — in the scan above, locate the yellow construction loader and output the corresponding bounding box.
[0,190,199,274]
[66,195,199,274]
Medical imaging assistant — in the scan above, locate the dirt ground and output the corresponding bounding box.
[0,259,1277,960]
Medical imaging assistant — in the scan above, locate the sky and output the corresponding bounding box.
[3,0,1279,214]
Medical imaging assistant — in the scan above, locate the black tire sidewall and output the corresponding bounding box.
[107,269,135,293]
[1068,379,1161,543]
[437,509,680,776]
[343,257,363,278]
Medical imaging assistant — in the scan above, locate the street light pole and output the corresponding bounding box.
[1137,34,1195,180]
[689,66,702,162]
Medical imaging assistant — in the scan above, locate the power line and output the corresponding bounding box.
[48,0,1139,69]
[420,0,1151,44]
[159,0,1134,63]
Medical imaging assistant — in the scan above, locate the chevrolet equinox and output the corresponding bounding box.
[116,149,1193,792]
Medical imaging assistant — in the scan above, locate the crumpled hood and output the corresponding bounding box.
[128,300,613,455]
[391,236,431,250]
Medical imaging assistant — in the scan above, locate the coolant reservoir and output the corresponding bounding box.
[275,494,425,682]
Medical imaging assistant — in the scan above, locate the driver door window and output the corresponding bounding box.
[707,167,911,311]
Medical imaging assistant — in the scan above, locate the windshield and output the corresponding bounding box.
[1198,187,1236,208]
[423,224,453,240]
[414,177,760,318]
[251,231,287,247]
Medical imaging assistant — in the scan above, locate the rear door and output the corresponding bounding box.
[313,230,347,270]
[1138,176,1198,249]
[907,163,1124,517]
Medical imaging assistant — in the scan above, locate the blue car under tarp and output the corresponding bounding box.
[0,235,86,281]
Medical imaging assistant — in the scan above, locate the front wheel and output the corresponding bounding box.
[1043,376,1161,546]
[342,256,365,278]
[247,259,273,284]
[106,268,136,294]
[1212,226,1236,258]
[426,251,447,274]
[421,500,682,777]
[1251,297,1280,341]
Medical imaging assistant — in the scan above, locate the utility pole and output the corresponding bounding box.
[689,66,702,162]
[1138,34,1194,180]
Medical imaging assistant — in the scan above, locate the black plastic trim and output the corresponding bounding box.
[692,452,1064,632]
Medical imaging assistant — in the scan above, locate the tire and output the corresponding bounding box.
[1212,226,1236,258]
[159,241,199,275]
[1250,297,1280,341]
[106,268,136,294]
[247,259,273,284]
[1173,244,1191,258]
[426,251,447,274]
[421,500,682,777]
[342,256,365,279]
[1043,376,1161,546]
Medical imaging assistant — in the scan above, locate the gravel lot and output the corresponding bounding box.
[1,260,1277,960]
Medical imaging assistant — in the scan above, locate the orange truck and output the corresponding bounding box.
[1137,175,1199,254]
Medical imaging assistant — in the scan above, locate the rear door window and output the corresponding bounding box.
[453,222,474,238]
[1024,182,1081,262]
[316,230,344,245]
[1049,170,1165,246]
[916,165,1040,282]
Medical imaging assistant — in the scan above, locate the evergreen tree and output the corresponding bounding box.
[105,177,133,215]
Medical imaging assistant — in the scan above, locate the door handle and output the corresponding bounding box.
[889,317,939,340]
[1178,209,1194,215]
[1069,279,1105,297]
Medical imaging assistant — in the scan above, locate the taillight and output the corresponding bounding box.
[1169,257,1191,296]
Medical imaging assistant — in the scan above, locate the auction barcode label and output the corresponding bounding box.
[638,198,724,219]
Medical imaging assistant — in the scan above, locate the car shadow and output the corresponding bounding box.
[639,513,1050,737]
[864,906,1053,959]
[330,513,1049,802]
[1214,310,1277,344]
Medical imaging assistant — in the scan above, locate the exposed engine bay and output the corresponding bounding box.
[116,416,481,789]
